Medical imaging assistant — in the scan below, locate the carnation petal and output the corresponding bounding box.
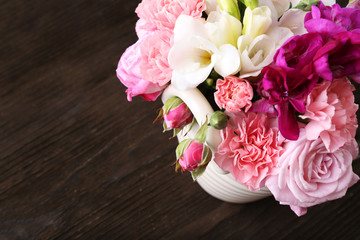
[278,103,299,140]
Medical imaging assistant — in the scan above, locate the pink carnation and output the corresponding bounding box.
[140,30,173,86]
[299,78,358,152]
[215,112,283,191]
[214,76,253,112]
[135,0,206,32]
[266,131,359,216]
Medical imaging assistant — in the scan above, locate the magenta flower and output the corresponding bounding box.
[259,33,322,140]
[274,33,324,78]
[313,31,360,82]
[260,65,317,140]
[305,2,360,38]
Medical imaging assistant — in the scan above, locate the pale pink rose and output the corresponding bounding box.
[140,30,173,86]
[299,78,358,152]
[266,131,359,216]
[214,76,253,112]
[215,112,283,191]
[116,39,165,101]
[135,0,206,31]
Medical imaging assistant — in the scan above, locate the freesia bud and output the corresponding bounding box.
[210,111,229,130]
[242,6,272,38]
[177,140,213,172]
[240,0,258,9]
[163,96,193,130]
[216,0,241,20]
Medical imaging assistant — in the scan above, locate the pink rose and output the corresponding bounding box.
[116,39,165,101]
[140,30,173,86]
[266,131,359,216]
[214,76,253,112]
[215,112,283,191]
[135,0,206,32]
[179,141,211,172]
[163,97,193,130]
[299,78,358,152]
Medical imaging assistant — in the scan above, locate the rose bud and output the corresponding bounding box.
[162,96,193,130]
[176,140,212,173]
[209,111,228,130]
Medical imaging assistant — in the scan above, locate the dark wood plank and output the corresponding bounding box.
[0,1,359,239]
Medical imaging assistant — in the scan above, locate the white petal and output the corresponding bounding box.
[173,15,208,43]
[171,63,215,90]
[266,25,294,47]
[279,9,308,35]
[169,37,218,90]
[238,35,276,77]
[206,10,242,47]
[243,6,273,38]
[214,44,240,77]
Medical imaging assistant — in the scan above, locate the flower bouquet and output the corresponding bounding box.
[116,0,360,216]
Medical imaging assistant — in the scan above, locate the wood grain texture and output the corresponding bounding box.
[0,1,359,239]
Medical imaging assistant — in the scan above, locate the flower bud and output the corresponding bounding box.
[163,96,193,130]
[178,140,212,172]
[216,0,241,20]
[209,111,229,130]
[242,6,272,38]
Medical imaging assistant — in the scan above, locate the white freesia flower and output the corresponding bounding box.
[242,6,272,38]
[265,23,294,47]
[238,22,293,77]
[238,34,276,78]
[279,9,308,35]
[169,14,241,90]
[259,0,291,19]
[206,10,242,47]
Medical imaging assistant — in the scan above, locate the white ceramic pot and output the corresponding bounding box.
[162,85,272,203]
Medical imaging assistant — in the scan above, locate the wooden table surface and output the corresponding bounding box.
[1,1,360,239]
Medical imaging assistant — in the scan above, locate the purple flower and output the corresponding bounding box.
[304,2,360,38]
[258,33,322,140]
[260,65,317,140]
[313,31,360,82]
[274,33,324,78]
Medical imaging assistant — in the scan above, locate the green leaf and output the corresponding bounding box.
[194,118,208,143]
[191,167,206,181]
[172,128,182,138]
[175,139,192,160]
[294,0,319,11]
[199,145,213,167]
